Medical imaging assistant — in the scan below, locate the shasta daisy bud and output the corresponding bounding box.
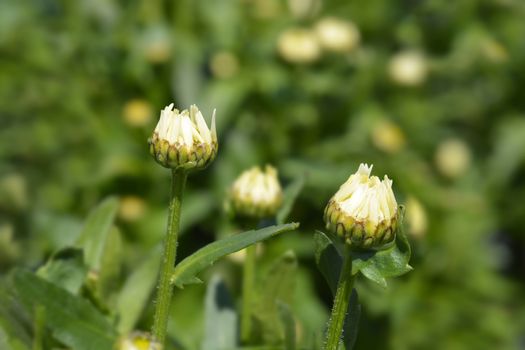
[117,332,162,350]
[148,104,218,171]
[229,165,283,219]
[324,164,398,249]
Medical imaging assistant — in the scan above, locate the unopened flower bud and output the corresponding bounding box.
[324,164,398,249]
[117,332,162,350]
[229,165,283,219]
[148,104,218,171]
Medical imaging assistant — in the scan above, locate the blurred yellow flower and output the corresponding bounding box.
[435,138,472,179]
[371,119,406,154]
[0,173,28,210]
[117,332,162,350]
[287,0,321,19]
[405,196,428,238]
[388,51,428,86]
[210,51,240,79]
[118,196,146,222]
[315,17,360,53]
[123,99,153,127]
[277,28,321,64]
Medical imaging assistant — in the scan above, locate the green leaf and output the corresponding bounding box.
[277,301,296,350]
[171,223,299,288]
[314,231,342,296]
[75,197,119,271]
[0,285,31,350]
[97,226,123,303]
[201,275,237,350]
[116,245,162,333]
[343,290,361,350]
[36,248,87,294]
[12,269,117,350]
[253,251,298,345]
[277,176,305,225]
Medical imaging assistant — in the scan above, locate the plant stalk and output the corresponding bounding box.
[323,245,355,350]
[152,169,187,344]
[241,244,257,343]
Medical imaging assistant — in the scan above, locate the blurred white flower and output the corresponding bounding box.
[388,51,428,86]
[230,165,283,218]
[315,17,360,53]
[371,119,406,154]
[277,28,321,64]
[287,0,322,19]
[435,138,472,179]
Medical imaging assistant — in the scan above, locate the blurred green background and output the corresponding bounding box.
[1,0,525,349]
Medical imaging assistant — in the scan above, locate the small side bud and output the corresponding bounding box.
[148,104,218,171]
[229,165,283,219]
[324,163,398,249]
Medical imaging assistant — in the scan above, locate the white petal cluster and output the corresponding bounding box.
[230,165,283,218]
[149,104,218,170]
[325,163,398,248]
[154,104,216,147]
[333,164,397,226]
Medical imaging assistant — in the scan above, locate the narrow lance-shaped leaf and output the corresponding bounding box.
[116,245,162,333]
[171,223,299,288]
[12,269,117,350]
[75,197,119,271]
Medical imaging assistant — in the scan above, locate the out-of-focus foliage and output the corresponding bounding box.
[1,0,525,349]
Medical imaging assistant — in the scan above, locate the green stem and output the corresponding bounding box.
[323,245,355,350]
[152,169,187,344]
[241,244,257,343]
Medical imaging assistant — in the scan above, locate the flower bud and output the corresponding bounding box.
[117,332,162,350]
[229,165,283,219]
[324,164,398,249]
[148,104,218,171]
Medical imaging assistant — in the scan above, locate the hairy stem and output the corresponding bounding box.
[152,169,187,344]
[323,245,355,350]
